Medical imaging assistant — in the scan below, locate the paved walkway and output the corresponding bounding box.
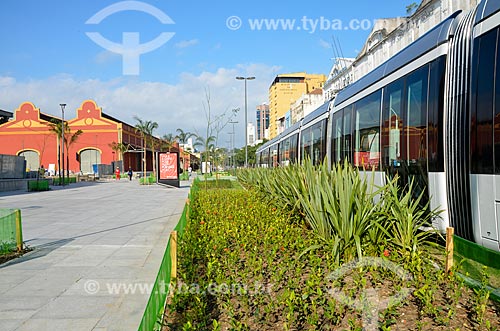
[0,179,190,331]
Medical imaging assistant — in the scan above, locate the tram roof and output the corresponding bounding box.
[475,0,500,25]
[301,101,330,127]
[334,11,460,107]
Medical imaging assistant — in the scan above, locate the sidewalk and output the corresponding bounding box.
[0,179,190,331]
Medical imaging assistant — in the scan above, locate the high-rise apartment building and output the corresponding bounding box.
[247,123,256,146]
[268,72,326,139]
[256,104,269,141]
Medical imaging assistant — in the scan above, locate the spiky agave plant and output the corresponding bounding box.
[296,159,383,264]
[376,175,442,260]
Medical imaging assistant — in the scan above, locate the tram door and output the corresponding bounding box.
[382,66,429,205]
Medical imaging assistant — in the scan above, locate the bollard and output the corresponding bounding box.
[170,231,177,280]
[15,210,23,252]
[445,227,454,273]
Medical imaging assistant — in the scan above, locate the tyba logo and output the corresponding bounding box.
[327,257,413,331]
[85,1,175,75]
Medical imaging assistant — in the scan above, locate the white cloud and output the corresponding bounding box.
[174,39,199,49]
[94,50,120,64]
[0,76,16,87]
[319,39,331,50]
[0,63,280,148]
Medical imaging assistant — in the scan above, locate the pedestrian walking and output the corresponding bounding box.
[127,167,133,181]
[115,167,120,180]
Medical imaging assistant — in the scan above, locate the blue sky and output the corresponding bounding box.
[0,0,410,147]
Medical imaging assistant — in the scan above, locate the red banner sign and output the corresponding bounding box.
[159,153,178,180]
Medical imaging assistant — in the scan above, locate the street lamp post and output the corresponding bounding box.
[60,103,66,186]
[225,139,232,169]
[236,76,255,167]
[229,120,238,169]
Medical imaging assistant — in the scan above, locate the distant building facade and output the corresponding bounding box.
[256,104,269,141]
[290,88,324,124]
[247,123,256,146]
[269,72,326,139]
[0,100,161,174]
[324,0,478,101]
[0,109,13,125]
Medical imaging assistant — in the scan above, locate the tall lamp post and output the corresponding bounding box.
[60,103,66,186]
[236,76,255,167]
[229,120,238,169]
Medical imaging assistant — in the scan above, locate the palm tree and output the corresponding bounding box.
[134,116,159,180]
[47,120,83,182]
[109,142,129,162]
[175,128,194,144]
[181,150,190,172]
[64,128,83,178]
[194,134,216,174]
[175,129,195,171]
[161,133,177,152]
[47,120,63,183]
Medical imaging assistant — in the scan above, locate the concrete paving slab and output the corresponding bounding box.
[0,320,24,331]
[31,295,117,319]
[15,318,100,331]
[0,310,38,321]
[0,180,189,331]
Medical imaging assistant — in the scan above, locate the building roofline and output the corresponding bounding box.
[0,109,13,118]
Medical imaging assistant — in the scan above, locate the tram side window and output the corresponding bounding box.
[301,127,312,162]
[331,110,343,164]
[428,56,446,172]
[406,65,430,202]
[270,145,279,167]
[342,106,353,162]
[406,66,429,167]
[353,90,382,169]
[289,133,298,163]
[279,137,293,166]
[382,79,404,169]
[312,120,326,165]
[495,29,500,174]
[279,140,286,166]
[280,138,291,166]
[262,149,270,168]
[471,28,497,174]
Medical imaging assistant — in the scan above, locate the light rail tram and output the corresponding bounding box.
[256,0,500,251]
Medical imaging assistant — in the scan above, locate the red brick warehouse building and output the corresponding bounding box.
[0,99,160,174]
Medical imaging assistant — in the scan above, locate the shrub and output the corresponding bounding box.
[238,160,441,263]
[28,180,50,191]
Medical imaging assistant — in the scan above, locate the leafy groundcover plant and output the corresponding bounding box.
[162,166,499,331]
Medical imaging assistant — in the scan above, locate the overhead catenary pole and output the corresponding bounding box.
[59,103,66,186]
[229,120,238,169]
[236,76,255,167]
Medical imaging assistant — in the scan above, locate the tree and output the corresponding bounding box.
[46,120,83,181]
[64,128,83,177]
[194,134,216,172]
[175,129,195,170]
[181,150,191,171]
[175,128,195,144]
[109,142,129,161]
[47,120,63,183]
[134,116,159,180]
[36,131,52,178]
[161,133,177,152]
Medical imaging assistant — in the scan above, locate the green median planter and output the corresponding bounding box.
[28,180,50,191]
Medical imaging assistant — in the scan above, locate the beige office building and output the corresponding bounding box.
[268,72,326,139]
